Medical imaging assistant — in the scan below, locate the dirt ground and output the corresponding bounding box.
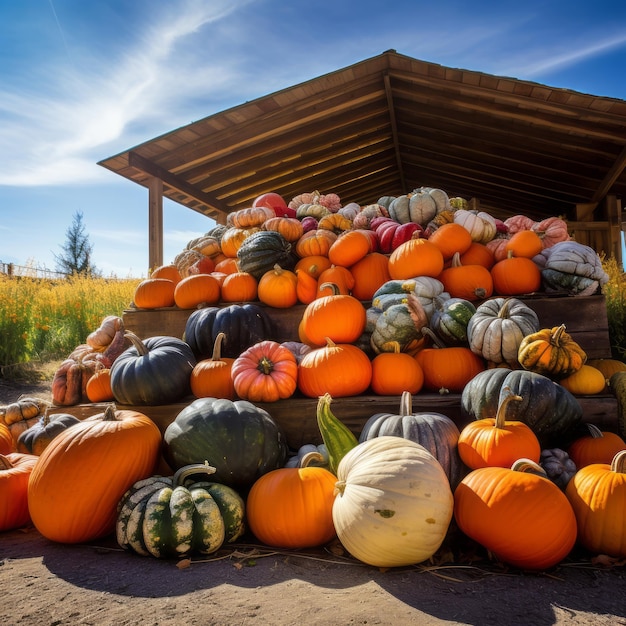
[2,375,626,626]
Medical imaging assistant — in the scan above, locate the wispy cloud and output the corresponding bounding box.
[0,0,257,187]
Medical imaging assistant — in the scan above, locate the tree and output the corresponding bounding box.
[54,211,99,276]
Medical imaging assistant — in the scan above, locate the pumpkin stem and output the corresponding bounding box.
[610,450,626,473]
[494,387,523,429]
[0,454,14,470]
[173,460,217,487]
[333,479,347,497]
[123,331,149,356]
[257,356,274,375]
[102,403,119,421]
[421,326,445,349]
[511,458,548,477]
[300,450,326,468]
[551,324,567,346]
[211,332,226,361]
[319,282,341,296]
[399,390,413,416]
[584,423,604,439]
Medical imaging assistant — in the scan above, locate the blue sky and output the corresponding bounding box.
[1,0,625,277]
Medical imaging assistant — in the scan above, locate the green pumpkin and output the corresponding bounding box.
[163,397,288,491]
[116,463,245,559]
[236,230,295,279]
[372,277,449,320]
[110,333,196,405]
[370,303,423,354]
[359,391,466,489]
[430,296,476,345]
[461,369,583,447]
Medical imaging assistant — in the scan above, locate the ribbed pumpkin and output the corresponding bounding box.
[246,453,337,549]
[429,296,476,346]
[85,367,114,402]
[220,271,258,303]
[298,340,372,398]
[359,391,465,489]
[457,391,541,469]
[438,252,494,301]
[467,297,540,367]
[116,463,245,558]
[173,274,221,309]
[0,423,13,455]
[190,332,236,400]
[565,450,626,558]
[163,397,288,491]
[28,405,162,543]
[16,410,81,456]
[294,229,337,258]
[0,396,48,448]
[133,278,176,309]
[300,283,366,347]
[388,238,444,280]
[428,222,473,260]
[370,342,424,395]
[348,252,391,301]
[236,230,294,280]
[332,436,454,567]
[257,265,298,308]
[110,333,196,405]
[454,459,577,570]
[518,324,587,379]
[231,340,298,402]
[0,452,38,531]
[490,253,542,296]
[184,303,275,360]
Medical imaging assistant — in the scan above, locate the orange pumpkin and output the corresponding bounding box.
[567,423,626,468]
[301,283,366,347]
[28,405,162,543]
[85,368,114,402]
[459,242,495,270]
[257,265,298,308]
[328,229,372,267]
[566,450,626,558]
[317,266,355,296]
[220,271,258,303]
[455,459,577,569]
[0,423,14,454]
[133,278,176,309]
[246,453,337,548]
[190,332,236,400]
[228,205,275,229]
[220,226,262,257]
[263,216,304,242]
[295,229,338,257]
[296,268,319,304]
[428,222,473,260]
[214,257,240,275]
[298,339,372,398]
[457,391,541,469]
[388,238,444,280]
[438,252,494,301]
[231,340,298,402]
[294,255,332,279]
[371,342,424,395]
[505,229,543,259]
[174,273,221,309]
[490,253,542,296]
[0,452,38,531]
[150,264,182,284]
[349,252,391,301]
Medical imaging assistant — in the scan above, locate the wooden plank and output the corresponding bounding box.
[123,295,612,360]
[50,392,622,449]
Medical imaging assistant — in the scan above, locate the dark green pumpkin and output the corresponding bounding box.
[110,332,196,405]
[163,397,288,491]
[184,303,275,361]
[461,368,583,447]
[17,411,81,456]
[236,230,295,279]
[430,296,476,345]
[116,463,245,559]
[359,391,466,489]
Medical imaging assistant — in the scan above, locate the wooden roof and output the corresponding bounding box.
[98,50,626,225]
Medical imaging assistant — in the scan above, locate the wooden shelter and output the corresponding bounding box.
[98,50,626,270]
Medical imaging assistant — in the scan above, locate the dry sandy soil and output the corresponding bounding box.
[2,374,626,626]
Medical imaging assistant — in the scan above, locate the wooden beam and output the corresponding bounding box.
[147,177,163,271]
[591,145,626,204]
[128,151,228,217]
[383,72,405,191]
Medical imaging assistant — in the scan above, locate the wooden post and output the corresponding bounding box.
[148,176,164,272]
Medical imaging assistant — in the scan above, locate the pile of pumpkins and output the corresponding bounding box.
[3,186,626,573]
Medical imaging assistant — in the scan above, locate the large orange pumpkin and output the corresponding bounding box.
[174,274,221,309]
[388,238,444,280]
[257,265,298,308]
[133,278,176,309]
[0,452,38,531]
[348,252,391,301]
[0,423,14,454]
[567,423,626,468]
[27,405,162,544]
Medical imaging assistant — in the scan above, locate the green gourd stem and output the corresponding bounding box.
[299,450,326,468]
[511,458,548,477]
[124,331,149,356]
[257,356,274,375]
[316,393,359,475]
[494,387,523,429]
[173,461,217,487]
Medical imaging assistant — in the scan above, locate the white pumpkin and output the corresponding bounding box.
[453,209,497,244]
[332,436,454,567]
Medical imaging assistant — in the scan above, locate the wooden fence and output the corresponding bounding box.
[0,262,67,280]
